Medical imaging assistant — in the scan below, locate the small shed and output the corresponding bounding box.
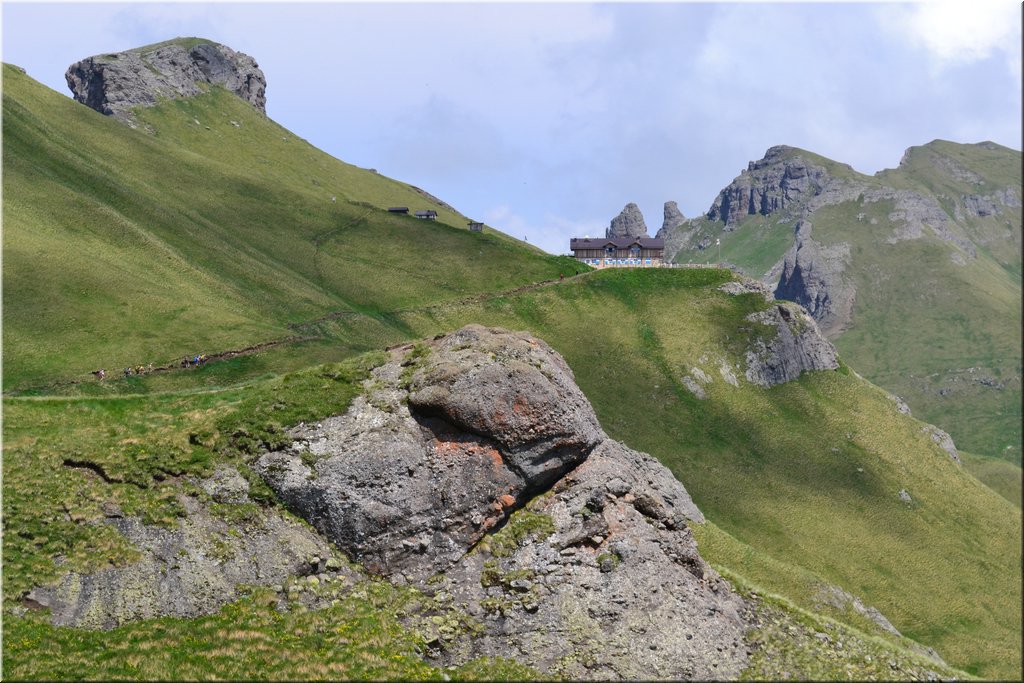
[388,207,410,214]
[415,210,438,220]
[468,221,484,233]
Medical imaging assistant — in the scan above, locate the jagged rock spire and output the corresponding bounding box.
[607,202,649,238]
[662,201,686,233]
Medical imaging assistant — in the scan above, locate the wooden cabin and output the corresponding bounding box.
[569,236,664,268]
[468,221,484,232]
[388,207,410,214]
[415,210,438,220]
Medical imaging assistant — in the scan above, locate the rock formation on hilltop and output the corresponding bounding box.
[66,38,266,123]
[657,201,701,259]
[608,202,649,238]
[662,200,686,233]
[706,145,859,228]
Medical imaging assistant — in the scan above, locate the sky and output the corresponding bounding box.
[2,1,1021,254]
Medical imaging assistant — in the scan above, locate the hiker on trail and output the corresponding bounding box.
[124,367,132,377]
[193,355,200,366]
[93,369,105,380]
[199,354,208,365]
[182,357,190,369]
[560,273,565,280]
[147,363,154,374]
[136,365,145,375]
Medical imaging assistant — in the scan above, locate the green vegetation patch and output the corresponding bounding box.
[481,508,556,558]
[3,582,539,681]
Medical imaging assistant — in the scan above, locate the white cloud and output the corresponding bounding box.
[881,2,1021,68]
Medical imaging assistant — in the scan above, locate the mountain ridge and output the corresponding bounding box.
[660,140,1022,465]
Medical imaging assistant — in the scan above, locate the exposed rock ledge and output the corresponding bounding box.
[716,278,840,387]
[66,38,266,122]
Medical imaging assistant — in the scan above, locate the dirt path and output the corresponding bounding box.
[7,271,595,396]
[289,270,593,333]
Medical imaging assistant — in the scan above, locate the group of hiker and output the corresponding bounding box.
[92,354,209,380]
[181,354,208,369]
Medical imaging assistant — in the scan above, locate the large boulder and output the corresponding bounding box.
[65,38,266,122]
[256,325,605,580]
[255,324,749,678]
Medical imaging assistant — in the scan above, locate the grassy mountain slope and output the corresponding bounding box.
[3,66,1020,680]
[2,64,571,392]
[5,270,1019,679]
[672,143,1022,465]
[0,359,970,682]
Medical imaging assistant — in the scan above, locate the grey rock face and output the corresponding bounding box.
[256,325,605,581]
[433,439,748,679]
[201,464,250,504]
[743,302,840,387]
[66,39,266,122]
[718,278,775,302]
[922,424,960,463]
[656,201,698,262]
[707,146,844,226]
[774,222,856,338]
[813,584,903,638]
[657,217,701,263]
[872,188,977,258]
[607,202,649,238]
[661,200,686,233]
[26,484,336,629]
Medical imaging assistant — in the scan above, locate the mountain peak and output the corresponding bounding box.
[65,37,266,122]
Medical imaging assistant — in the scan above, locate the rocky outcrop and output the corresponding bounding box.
[662,200,686,233]
[656,201,699,261]
[774,221,856,338]
[256,326,603,581]
[958,187,1020,219]
[432,438,748,679]
[743,301,840,387]
[922,425,960,463]
[706,146,855,227]
[607,202,649,238]
[24,474,337,629]
[65,39,266,123]
[256,325,749,677]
